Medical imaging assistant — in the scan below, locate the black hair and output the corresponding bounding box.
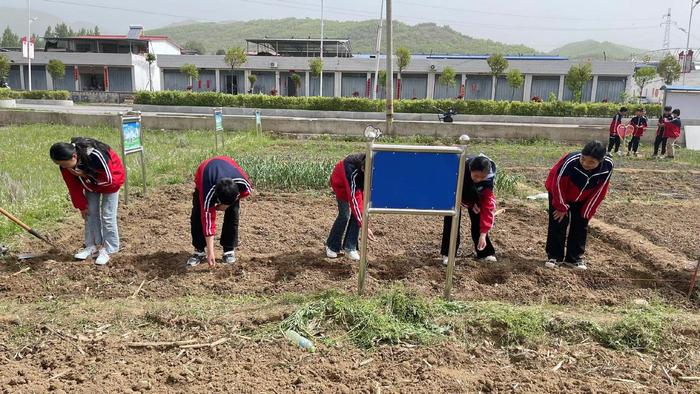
[469,156,491,172]
[664,105,672,111]
[581,140,606,161]
[635,107,644,112]
[215,179,240,205]
[619,107,628,113]
[49,137,112,179]
[672,109,680,116]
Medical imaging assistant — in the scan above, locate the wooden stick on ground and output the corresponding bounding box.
[131,280,146,299]
[128,339,197,348]
[678,376,700,382]
[49,369,72,381]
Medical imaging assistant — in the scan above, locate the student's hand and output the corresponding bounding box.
[367,228,376,242]
[553,210,568,223]
[206,250,217,267]
[477,233,487,251]
[80,209,88,220]
[472,205,481,214]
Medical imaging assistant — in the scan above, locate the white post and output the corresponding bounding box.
[558,75,565,100]
[19,64,25,90]
[45,67,53,90]
[244,69,251,94]
[334,71,341,97]
[304,71,310,97]
[427,72,435,99]
[522,74,533,101]
[461,74,467,100]
[27,0,32,91]
[491,75,496,100]
[386,0,393,134]
[319,0,324,97]
[372,0,384,100]
[275,70,280,94]
[215,69,220,92]
[591,75,599,102]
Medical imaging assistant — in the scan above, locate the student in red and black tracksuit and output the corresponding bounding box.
[187,156,252,267]
[652,106,673,157]
[626,108,648,156]
[545,141,613,271]
[326,153,373,261]
[50,137,125,266]
[607,107,628,154]
[440,155,497,265]
[663,109,682,159]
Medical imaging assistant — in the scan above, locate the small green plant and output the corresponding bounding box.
[0,54,10,84]
[658,53,681,84]
[633,66,657,102]
[597,308,666,352]
[396,46,411,98]
[565,63,592,103]
[248,74,257,93]
[505,69,524,101]
[47,59,66,90]
[145,53,157,92]
[179,64,199,87]
[487,53,508,99]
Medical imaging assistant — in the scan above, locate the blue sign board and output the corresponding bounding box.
[370,151,460,211]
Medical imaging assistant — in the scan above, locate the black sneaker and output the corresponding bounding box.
[563,260,587,270]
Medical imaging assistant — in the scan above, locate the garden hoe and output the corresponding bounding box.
[0,206,57,250]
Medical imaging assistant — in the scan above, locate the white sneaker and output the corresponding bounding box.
[222,251,236,264]
[442,255,449,266]
[94,249,110,266]
[544,259,559,269]
[186,251,206,267]
[344,249,360,261]
[74,245,97,260]
[481,255,497,263]
[325,246,338,259]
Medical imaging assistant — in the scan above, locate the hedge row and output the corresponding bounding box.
[134,90,662,118]
[0,88,71,100]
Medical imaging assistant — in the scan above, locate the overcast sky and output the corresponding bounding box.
[3,0,699,51]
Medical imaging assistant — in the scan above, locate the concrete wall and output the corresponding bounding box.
[1,109,685,145]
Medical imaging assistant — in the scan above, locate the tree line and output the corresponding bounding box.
[1,23,101,49]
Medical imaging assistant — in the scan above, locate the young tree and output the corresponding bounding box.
[180,64,199,88]
[0,54,10,85]
[657,53,681,85]
[44,26,55,39]
[93,25,100,36]
[633,67,657,102]
[438,66,457,97]
[54,23,74,38]
[487,53,508,100]
[224,47,247,94]
[308,58,323,95]
[1,27,20,48]
[215,49,225,55]
[378,69,387,88]
[248,74,257,93]
[145,53,157,91]
[395,46,411,99]
[565,63,592,103]
[46,59,66,89]
[505,69,524,101]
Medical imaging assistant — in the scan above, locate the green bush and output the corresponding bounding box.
[134,90,662,118]
[0,89,70,100]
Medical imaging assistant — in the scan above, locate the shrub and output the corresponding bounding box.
[133,90,662,118]
[0,89,70,100]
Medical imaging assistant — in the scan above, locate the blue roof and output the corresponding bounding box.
[353,54,568,61]
[662,85,700,91]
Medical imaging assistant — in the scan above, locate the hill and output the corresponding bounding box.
[148,18,539,55]
[548,40,646,61]
[0,7,94,39]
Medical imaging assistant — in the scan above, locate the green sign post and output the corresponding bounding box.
[214,107,224,150]
[120,111,147,205]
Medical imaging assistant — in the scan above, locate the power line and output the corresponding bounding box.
[40,0,217,22]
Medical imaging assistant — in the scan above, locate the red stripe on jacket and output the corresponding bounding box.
[545,152,613,220]
[194,156,252,237]
[60,148,125,211]
[330,154,364,226]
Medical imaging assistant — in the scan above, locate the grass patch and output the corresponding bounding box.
[595,305,669,352]
[280,287,462,348]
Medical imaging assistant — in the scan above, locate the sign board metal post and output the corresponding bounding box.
[357,138,467,299]
[255,110,262,134]
[120,111,147,206]
[213,107,224,150]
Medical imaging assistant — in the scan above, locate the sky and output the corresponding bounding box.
[2,0,699,51]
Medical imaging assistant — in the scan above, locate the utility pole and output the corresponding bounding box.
[386,0,393,135]
[662,8,672,53]
[372,0,384,100]
[319,0,324,97]
[682,0,700,85]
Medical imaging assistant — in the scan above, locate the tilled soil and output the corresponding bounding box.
[2,181,699,393]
